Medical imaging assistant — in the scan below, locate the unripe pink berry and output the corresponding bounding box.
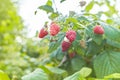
[50,22,60,36]
[93,25,104,34]
[66,30,76,43]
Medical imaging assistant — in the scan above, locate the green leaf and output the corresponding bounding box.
[65,17,79,30]
[106,1,118,15]
[39,66,52,74]
[72,31,82,54]
[48,41,59,53]
[39,5,54,13]
[77,16,90,22]
[94,1,104,6]
[92,34,103,45]
[106,19,113,24]
[49,12,59,20]
[66,17,78,24]
[87,78,104,80]
[64,67,92,80]
[0,70,10,80]
[60,0,66,3]
[79,67,92,77]
[72,40,84,55]
[48,33,65,53]
[94,51,120,78]
[85,1,94,12]
[64,72,85,80]
[106,39,120,48]
[46,0,52,6]
[40,66,67,80]
[104,73,120,79]
[71,56,86,72]
[76,31,81,40]
[99,22,120,42]
[86,41,103,57]
[22,68,49,80]
[48,67,67,77]
[50,46,64,61]
[85,24,96,37]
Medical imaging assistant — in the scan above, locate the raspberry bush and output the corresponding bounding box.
[22,0,120,80]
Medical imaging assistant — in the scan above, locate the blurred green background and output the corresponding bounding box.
[0,0,49,79]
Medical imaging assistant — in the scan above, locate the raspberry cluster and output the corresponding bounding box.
[39,22,104,53]
[38,22,60,38]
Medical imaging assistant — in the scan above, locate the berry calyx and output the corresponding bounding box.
[93,25,104,34]
[62,41,71,52]
[39,28,48,38]
[80,40,87,49]
[66,30,76,43]
[79,1,86,7]
[50,22,60,36]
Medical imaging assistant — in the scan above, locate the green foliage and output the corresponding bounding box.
[85,0,94,12]
[48,32,65,53]
[22,68,49,80]
[71,56,86,72]
[106,39,120,48]
[60,0,66,3]
[0,0,49,80]
[0,70,10,80]
[104,73,120,79]
[64,67,92,80]
[22,67,67,80]
[99,22,120,42]
[0,0,25,79]
[94,51,120,78]
[39,5,54,13]
[35,0,120,80]
[50,46,64,61]
[49,12,59,20]
[39,0,54,13]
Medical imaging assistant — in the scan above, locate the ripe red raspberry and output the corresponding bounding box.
[66,30,76,43]
[69,52,76,58]
[39,28,48,38]
[93,25,104,34]
[50,22,60,36]
[62,41,71,52]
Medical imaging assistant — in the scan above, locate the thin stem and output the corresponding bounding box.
[52,0,58,12]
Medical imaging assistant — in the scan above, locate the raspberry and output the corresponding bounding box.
[50,22,60,36]
[69,52,76,58]
[93,25,104,34]
[39,28,48,38]
[62,41,71,52]
[66,30,76,43]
